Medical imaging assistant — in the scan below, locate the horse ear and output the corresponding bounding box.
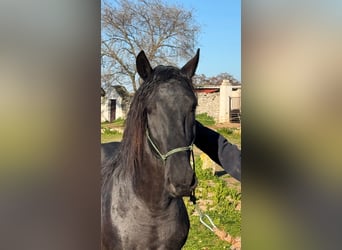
[181,49,200,78]
[136,51,153,81]
[101,87,105,97]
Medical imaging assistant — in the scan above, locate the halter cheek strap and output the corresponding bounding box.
[146,128,197,203]
[146,129,194,163]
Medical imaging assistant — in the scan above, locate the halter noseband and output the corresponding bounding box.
[146,128,197,203]
[146,129,194,163]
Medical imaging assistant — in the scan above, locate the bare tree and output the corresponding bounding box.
[101,0,200,92]
[192,72,241,86]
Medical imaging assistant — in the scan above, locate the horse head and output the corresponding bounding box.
[136,49,200,198]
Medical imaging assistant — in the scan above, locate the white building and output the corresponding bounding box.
[101,85,131,122]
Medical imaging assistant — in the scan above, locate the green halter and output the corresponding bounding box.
[146,128,197,204]
[146,129,194,163]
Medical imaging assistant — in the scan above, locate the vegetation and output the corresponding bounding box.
[102,0,200,92]
[183,156,241,249]
[101,117,125,127]
[196,113,216,126]
[102,127,120,136]
[110,117,125,126]
[193,72,241,86]
[101,121,123,143]
[217,127,241,148]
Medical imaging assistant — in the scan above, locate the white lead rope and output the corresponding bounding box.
[193,203,217,231]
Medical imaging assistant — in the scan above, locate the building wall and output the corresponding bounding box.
[196,92,220,121]
[101,97,109,122]
[101,88,124,122]
[101,81,241,123]
[196,82,241,123]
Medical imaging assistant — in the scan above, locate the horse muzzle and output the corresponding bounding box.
[167,174,197,198]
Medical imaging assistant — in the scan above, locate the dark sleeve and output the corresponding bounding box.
[194,121,241,181]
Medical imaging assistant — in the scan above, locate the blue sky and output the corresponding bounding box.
[168,0,241,81]
[104,0,241,81]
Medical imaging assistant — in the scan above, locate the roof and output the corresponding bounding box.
[194,86,220,93]
[102,85,131,100]
[112,85,130,98]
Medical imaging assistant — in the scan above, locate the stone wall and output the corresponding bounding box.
[196,80,242,123]
[102,81,241,123]
[196,92,220,121]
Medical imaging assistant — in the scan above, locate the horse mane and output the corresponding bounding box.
[102,65,195,183]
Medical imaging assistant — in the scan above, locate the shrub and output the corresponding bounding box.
[102,127,121,136]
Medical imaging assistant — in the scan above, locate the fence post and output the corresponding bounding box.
[219,79,232,123]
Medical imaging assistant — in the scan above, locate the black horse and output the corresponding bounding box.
[101,49,200,250]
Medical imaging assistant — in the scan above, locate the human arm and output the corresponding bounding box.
[194,121,241,181]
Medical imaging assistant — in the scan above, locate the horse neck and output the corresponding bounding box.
[132,140,173,211]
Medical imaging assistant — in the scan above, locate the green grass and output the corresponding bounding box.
[101,118,126,143]
[196,113,216,126]
[101,127,123,143]
[111,117,125,126]
[101,134,122,143]
[183,157,241,249]
[217,128,241,148]
[101,117,126,127]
